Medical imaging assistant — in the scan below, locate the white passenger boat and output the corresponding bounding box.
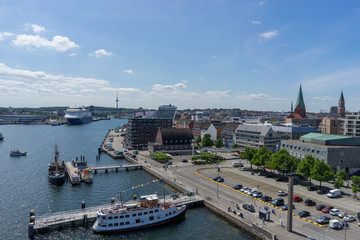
[92,194,186,233]
[9,150,27,157]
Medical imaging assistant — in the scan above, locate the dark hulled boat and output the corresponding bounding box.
[48,145,66,186]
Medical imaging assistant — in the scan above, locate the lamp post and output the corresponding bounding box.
[191,139,195,157]
[287,174,294,232]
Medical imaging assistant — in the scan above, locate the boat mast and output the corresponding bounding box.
[120,191,123,208]
[55,145,59,175]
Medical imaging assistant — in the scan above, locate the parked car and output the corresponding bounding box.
[252,192,263,198]
[297,211,311,217]
[293,196,303,202]
[249,189,258,196]
[240,187,249,192]
[212,176,221,181]
[232,161,243,167]
[165,161,172,165]
[344,215,356,222]
[258,171,266,176]
[307,185,317,191]
[232,184,243,190]
[327,189,341,198]
[305,199,316,206]
[322,206,334,213]
[271,198,284,206]
[338,211,348,218]
[329,209,342,216]
[276,177,286,182]
[265,173,273,178]
[317,189,327,194]
[260,196,273,202]
[316,216,332,224]
[241,167,249,171]
[242,204,255,212]
[277,190,287,196]
[181,158,188,163]
[316,204,327,211]
[217,177,224,182]
[281,204,295,211]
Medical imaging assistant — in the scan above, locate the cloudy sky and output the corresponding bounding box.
[1,1,360,112]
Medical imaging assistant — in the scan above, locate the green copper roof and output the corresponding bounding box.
[295,85,305,109]
[300,133,360,146]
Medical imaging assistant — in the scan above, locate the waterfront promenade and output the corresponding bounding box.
[104,130,360,240]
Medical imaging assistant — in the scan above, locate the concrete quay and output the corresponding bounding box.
[103,130,360,240]
[90,164,142,173]
[64,162,81,185]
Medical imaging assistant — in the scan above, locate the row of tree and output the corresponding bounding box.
[241,146,357,193]
[196,134,224,148]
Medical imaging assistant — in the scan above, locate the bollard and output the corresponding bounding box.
[116,168,118,172]
[28,223,35,238]
[111,197,115,204]
[81,201,86,209]
[30,210,35,217]
[30,216,35,223]
[105,169,108,173]
[83,214,88,227]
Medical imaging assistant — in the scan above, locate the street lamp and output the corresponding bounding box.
[286,173,295,232]
[191,139,196,157]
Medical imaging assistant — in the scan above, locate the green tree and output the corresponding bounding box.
[310,159,334,191]
[333,178,344,189]
[241,147,258,169]
[334,169,348,189]
[269,149,291,174]
[251,146,272,170]
[215,138,224,148]
[282,155,300,174]
[297,155,316,185]
[201,134,214,148]
[232,143,239,148]
[196,136,201,144]
[351,176,360,197]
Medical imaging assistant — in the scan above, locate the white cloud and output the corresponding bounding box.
[253,69,257,72]
[198,77,204,80]
[123,69,134,74]
[251,20,262,25]
[259,1,265,6]
[152,82,188,91]
[69,53,77,57]
[13,34,79,51]
[259,30,278,40]
[174,83,187,88]
[0,32,14,41]
[205,90,231,97]
[313,96,334,101]
[212,56,218,59]
[25,23,45,33]
[90,49,112,58]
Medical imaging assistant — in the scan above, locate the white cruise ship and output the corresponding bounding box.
[92,194,186,233]
[64,107,92,125]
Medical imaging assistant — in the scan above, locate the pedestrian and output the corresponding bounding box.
[263,219,265,225]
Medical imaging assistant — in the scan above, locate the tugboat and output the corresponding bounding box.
[9,150,27,157]
[92,194,186,233]
[81,169,93,183]
[48,145,66,186]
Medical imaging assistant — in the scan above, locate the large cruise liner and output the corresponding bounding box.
[64,107,92,125]
[92,194,186,233]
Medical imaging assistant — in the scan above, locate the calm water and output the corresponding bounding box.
[0,119,251,240]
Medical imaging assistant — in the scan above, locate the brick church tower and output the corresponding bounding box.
[337,91,345,117]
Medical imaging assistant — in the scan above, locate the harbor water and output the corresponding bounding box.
[0,119,251,240]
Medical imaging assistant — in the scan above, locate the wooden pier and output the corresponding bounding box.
[28,195,203,237]
[91,164,142,173]
[64,162,81,185]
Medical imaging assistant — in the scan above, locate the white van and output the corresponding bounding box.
[329,219,340,229]
[232,161,244,167]
[327,189,341,198]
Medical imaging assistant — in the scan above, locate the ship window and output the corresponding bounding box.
[102,225,106,227]
[169,212,172,215]
[155,210,159,212]
[166,213,168,216]
[102,216,106,219]
[144,212,148,215]
[132,214,136,217]
[108,216,113,220]
[173,211,176,214]
[138,213,142,216]
[98,223,101,226]
[136,219,140,223]
[149,211,153,214]
[97,216,100,219]
[114,216,118,219]
[114,223,119,226]
[149,216,154,221]
[125,221,130,225]
[120,216,124,219]
[125,215,129,218]
[108,223,113,227]
[120,222,124,226]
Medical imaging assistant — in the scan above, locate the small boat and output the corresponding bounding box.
[48,145,66,186]
[9,150,27,157]
[81,169,93,183]
[0,133,4,141]
[92,194,186,233]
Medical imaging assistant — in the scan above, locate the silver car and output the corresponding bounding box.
[344,215,356,222]
[277,190,287,196]
[338,211,348,218]
[253,192,263,198]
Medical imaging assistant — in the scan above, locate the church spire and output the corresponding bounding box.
[338,91,345,117]
[294,84,306,118]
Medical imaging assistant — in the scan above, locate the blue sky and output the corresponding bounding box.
[1,1,360,112]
